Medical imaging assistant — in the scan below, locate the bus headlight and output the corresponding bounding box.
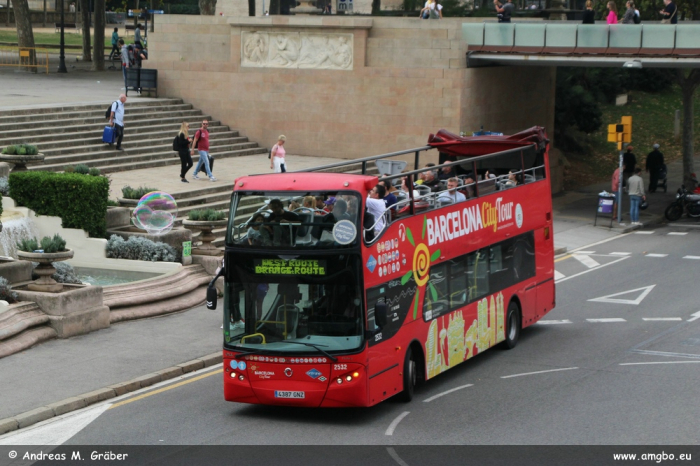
[337,378,343,384]
[345,375,352,382]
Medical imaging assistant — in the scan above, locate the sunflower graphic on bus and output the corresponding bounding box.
[399,216,440,321]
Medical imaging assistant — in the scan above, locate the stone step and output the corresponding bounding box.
[109,284,208,324]
[42,131,241,155]
[0,99,185,118]
[0,108,208,133]
[0,115,219,140]
[38,139,256,167]
[0,326,57,359]
[0,103,195,125]
[0,123,231,147]
[0,302,50,342]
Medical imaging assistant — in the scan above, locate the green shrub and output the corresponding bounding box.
[63,165,75,173]
[25,145,38,156]
[0,192,3,218]
[31,261,82,284]
[1,145,17,155]
[106,199,120,207]
[89,167,101,176]
[9,171,109,238]
[188,209,226,222]
[75,164,90,175]
[106,235,177,262]
[121,185,159,200]
[16,146,27,156]
[16,237,39,253]
[0,277,18,303]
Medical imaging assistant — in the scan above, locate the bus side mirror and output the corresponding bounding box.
[375,301,387,328]
[206,285,217,310]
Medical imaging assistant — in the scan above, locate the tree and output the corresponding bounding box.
[80,0,91,61]
[10,0,37,73]
[676,69,700,188]
[92,0,105,71]
[198,0,216,14]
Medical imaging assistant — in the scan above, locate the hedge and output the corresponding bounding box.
[9,171,109,238]
[0,192,3,218]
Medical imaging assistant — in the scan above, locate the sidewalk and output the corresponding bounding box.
[1,70,697,434]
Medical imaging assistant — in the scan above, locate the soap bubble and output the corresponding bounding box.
[132,191,178,235]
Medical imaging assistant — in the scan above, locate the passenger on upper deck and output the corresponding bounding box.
[323,196,336,213]
[422,167,441,192]
[302,196,316,210]
[266,198,301,246]
[438,160,456,181]
[438,177,466,204]
[314,196,325,211]
[366,184,387,235]
[378,180,397,210]
[247,213,273,246]
[329,198,352,222]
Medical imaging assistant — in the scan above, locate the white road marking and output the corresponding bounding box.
[668,232,688,235]
[537,320,573,325]
[554,270,565,281]
[385,411,410,436]
[555,256,629,284]
[586,318,627,323]
[569,232,635,253]
[422,384,473,403]
[632,349,700,360]
[576,250,596,254]
[572,253,600,268]
[688,311,700,322]
[634,231,654,235]
[609,252,632,256]
[588,285,656,306]
[387,448,411,466]
[620,361,700,366]
[642,317,682,321]
[501,367,578,379]
[683,256,700,260]
[0,404,111,445]
[645,254,668,258]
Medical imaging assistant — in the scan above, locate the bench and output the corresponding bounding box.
[54,23,80,33]
[124,24,144,35]
[125,68,157,97]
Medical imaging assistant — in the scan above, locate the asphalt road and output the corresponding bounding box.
[3,225,700,448]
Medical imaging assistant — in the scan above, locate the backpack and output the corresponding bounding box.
[127,45,135,66]
[105,101,117,119]
[633,12,641,23]
[172,134,179,152]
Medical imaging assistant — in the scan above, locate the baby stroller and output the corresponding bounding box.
[654,164,668,193]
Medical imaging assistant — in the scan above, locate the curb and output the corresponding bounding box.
[0,351,222,436]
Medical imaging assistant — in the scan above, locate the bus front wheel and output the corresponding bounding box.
[398,347,417,402]
[501,301,521,350]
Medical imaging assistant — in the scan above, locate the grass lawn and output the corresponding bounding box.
[563,85,700,190]
[0,30,111,47]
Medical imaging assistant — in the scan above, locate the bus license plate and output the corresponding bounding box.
[274,391,305,399]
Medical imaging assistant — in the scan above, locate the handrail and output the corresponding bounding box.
[292,146,433,175]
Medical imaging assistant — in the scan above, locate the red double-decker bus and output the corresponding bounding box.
[209,127,555,407]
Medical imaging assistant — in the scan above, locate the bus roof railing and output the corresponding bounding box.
[291,146,433,175]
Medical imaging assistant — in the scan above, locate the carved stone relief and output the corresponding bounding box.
[241,32,353,70]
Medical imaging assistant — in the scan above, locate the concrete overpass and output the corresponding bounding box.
[463,23,700,68]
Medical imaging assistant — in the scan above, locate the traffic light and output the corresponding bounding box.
[607,117,632,146]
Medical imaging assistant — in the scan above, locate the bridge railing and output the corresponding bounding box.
[462,23,700,57]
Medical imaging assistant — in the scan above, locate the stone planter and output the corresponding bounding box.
[182,219,227,256]
[15,249,74,292]
[0,153,45,172]
[117,198,139,208]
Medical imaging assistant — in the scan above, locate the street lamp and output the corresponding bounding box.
[623,60,642,69]
[57,0,67,72]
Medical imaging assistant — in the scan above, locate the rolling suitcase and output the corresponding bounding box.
[102,125,115,145]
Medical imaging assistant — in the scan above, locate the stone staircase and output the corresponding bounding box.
[0,99,268,174]
[0,302,57,359]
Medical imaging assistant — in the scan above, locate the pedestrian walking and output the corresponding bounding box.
[108,94,127,151]
[622,145,636,187]
[175,122,193,183]
[582,0,595,23]
[494,0,513,22]
[621,1,636,23]
[109,28,119,60]
[659,0,677,23]
[612,163,625,221]
[645,143,665,193]
[119,39,129,90]
[606,1,618,24]
[134,23,143,49]
[270,135,288,173]
[192,120,216,182]
[627,167,646,225]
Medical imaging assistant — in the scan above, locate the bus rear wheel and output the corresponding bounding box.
[501,301,521,350]
[398,347,417,402]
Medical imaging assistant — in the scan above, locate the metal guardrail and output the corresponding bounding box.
[0,46,49,74]
[463,23,700,57]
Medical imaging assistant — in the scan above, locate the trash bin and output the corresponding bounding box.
[375,160,407,176]
[594,194,616,227]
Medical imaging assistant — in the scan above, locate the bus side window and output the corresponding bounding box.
[489,242,514,291]
[467,248,489,302]
[449,258,468,309]
[423,262,449,319]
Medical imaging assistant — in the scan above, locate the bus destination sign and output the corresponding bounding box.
[254,259,326,276]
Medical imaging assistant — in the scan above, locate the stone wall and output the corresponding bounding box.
[149,15,559,189]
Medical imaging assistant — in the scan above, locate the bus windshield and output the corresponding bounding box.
[224,253,364,354]
[226,191,362,249]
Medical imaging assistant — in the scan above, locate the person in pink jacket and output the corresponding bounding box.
[606,1,618,23]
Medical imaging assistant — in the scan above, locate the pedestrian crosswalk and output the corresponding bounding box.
[538,315,692,325]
